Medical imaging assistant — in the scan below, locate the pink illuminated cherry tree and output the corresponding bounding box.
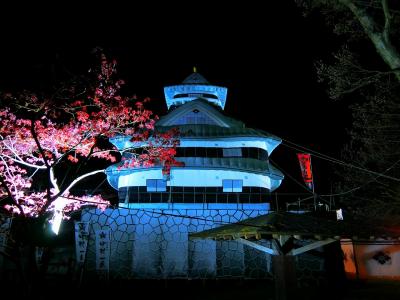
[0,51,180,228]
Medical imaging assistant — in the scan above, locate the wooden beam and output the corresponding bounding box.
[236,238,277,255]
[271,239,284,255]
[279,235,290,246]
[289,238,336,256]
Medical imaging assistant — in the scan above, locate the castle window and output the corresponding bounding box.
[146,179,167,192]
[222,179,243,192]
[173,93,218,99]
[223,148,242,157]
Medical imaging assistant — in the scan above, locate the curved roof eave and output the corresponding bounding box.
[164,85,228,109]
[105,160,284,181]
[156,124,281,140]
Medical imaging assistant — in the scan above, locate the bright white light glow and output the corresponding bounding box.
[51,210,63,234]
[50,197,68,235]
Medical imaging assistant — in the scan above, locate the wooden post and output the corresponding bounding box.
[272,255,297,300]
[352,242,360,280]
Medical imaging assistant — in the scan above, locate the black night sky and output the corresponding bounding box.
[0,2,351,202]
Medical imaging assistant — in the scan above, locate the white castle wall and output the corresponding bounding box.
[118,169,275,190]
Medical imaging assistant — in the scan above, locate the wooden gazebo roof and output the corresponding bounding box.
[189,212,400,241]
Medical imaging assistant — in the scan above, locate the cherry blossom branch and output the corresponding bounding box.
[0,173,25,217]
[49,168,59,193]
[30,119,53,208]
[59,169,105,196]
[1,137,45,168]
[0,153,47,170]
[0,51,180,218]
[53,132,92,165]
[62,195,110,206]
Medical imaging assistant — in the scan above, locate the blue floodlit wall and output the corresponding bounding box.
[81,204,273,279]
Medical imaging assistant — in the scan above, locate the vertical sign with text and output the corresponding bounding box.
[74,222,90,265]
[95,229,110,271]
[0,217,12,254]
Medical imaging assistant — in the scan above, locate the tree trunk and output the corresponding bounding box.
[340,0,400,82]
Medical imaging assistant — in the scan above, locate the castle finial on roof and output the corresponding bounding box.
[193,66,197,73]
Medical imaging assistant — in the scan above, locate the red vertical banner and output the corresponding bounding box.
[297,153,314,190]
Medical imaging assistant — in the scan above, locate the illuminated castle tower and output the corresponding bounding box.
[82,70,284,279]
[106,70,283,206]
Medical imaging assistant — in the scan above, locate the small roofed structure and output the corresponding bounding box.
[190,211,398,242]
[190,212,400,300]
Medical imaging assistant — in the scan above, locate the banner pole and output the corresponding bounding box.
[310,155,316,211]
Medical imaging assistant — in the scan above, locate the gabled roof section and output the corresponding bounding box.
[182,72,210,85]
[157,99,242,128]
